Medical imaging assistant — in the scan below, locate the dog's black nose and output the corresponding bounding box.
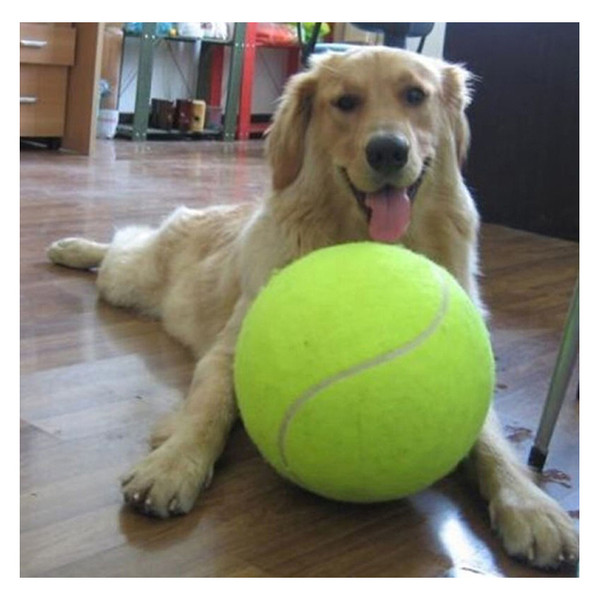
[366,134,410,175]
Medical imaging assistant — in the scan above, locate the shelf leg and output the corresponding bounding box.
[237,22,258,141]
[132,22,156,141]
[222,23,246,141]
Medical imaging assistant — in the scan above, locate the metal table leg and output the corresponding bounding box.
[528,279,579,470]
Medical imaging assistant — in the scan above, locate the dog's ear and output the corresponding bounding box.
[441,63,474,167]
[266,68,318,191]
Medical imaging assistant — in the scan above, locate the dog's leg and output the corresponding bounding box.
[121,295,250,518]
[414,206,579,568]
[47,238,109,269]
[470,410,578,568]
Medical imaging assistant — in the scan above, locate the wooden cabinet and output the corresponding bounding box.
[20,24,76,138]
[20,23,76,65]
[20,23,104,155]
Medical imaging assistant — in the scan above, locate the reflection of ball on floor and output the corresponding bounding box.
[234,242,494,503]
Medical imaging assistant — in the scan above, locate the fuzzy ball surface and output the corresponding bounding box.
[234,242,494,503]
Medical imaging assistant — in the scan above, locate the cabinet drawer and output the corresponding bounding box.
[20,23,76,66]
[20,64,69,136]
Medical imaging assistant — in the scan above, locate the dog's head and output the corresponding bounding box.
[266,47,473,243]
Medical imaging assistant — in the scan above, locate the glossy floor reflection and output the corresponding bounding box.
[21,139,579,577]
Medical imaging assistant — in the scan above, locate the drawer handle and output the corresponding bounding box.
[21,39,48,48]
[20,96,38,104]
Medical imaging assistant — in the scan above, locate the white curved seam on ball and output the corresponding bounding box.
[277,268,451,471]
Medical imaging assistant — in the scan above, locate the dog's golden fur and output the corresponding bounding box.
[48,47,577,568]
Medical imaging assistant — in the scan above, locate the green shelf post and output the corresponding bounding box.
[131,22,157,141]
[222,23,247,141]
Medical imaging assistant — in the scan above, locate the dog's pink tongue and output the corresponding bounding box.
[365,188,411,243]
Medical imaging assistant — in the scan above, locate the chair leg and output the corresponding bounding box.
[528,279,579,471]
[300,22,322,67]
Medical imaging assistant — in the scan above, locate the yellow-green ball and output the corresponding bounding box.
[234,242,494,503]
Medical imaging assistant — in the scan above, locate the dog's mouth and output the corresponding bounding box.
[341,160,430,243]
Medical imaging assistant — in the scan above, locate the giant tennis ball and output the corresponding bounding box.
[234,242,494,503]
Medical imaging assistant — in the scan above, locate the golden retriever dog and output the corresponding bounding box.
[47,47,577,569]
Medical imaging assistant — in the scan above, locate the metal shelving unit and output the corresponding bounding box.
[116,22,247,142]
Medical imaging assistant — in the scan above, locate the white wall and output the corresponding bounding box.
[117,23,447,116]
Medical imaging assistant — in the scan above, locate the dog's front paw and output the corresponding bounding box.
[121,442,214,518]
[489,482,578,569]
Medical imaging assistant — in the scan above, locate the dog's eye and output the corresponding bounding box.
[333,94,361,112]
[405,87,426,106]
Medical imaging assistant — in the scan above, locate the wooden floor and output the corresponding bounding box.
[20,139,579,577]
